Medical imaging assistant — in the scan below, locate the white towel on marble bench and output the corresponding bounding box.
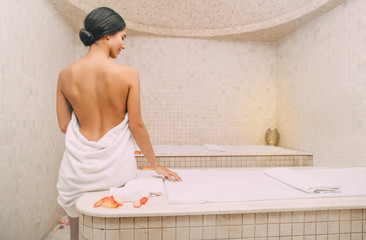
[57,112,137,217]
[203,144,225,152]
[263,168,341,193]
[110,170,164,201]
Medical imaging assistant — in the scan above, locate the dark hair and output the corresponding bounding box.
[79,7,126,46]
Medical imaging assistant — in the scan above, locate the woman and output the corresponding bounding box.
[56,7,181,240]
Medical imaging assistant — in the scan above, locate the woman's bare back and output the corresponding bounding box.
[59,58,131,141]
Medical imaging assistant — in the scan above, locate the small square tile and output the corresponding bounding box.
[243,213,255,224]
[328,234,340,240]
[106,229,119,239]
[340,221,351,233]
[256,213,267,224]
[316,211,328,222]
[304,222,315,235]
[163,216,176,227]
[293,223,304,235]
[106,218,119,230]
[203,226,216,239]
[328,221,340,234]
[176,216,189,227]
[329,210,340,221]
[176,227,189,240]
[293,212,304,223]
[84,215,92,227]
[350,233,362,240]
[135,229,148,240]
[149,217,162,228]
[93,228,105,240]
[340,210,351,221]
[162,228,175,240]
[217,214,229,226]
[316,222,327,234]
[135,217,148,229]
[216,226,229,238]
[280,223,291,236]
[189,227,202,239]
[280,212,292,223]
[120,218,134,229]
[93,217,105,229]
[190,215,203,227]
[268,213,280,223]
[84,226,92,239]
[255,224,267,237]
[316,235,327,240]
[229,225,242,238]
[305,212,316,222]
[339,233,351,240]
[351,220,362,232]
[351,210,362,220]
[268,224,279,237]
[242,224,255,237]
[203,215,216,226]
[229,214,242,225]
[149,228,162,240]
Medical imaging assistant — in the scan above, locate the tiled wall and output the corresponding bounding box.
[0,0,85,239]
[79,209,366,239]
[118,37,276,145]
[276,0,366,167]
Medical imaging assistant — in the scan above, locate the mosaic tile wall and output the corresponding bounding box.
[136,155,313,169]
[117,37,276,145]
[79,209,366,240]
[276,0,366,167]
[0,0,86,239]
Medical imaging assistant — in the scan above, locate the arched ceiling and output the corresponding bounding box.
[49,0,345,41]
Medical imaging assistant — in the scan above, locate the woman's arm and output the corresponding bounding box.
[126,67,181,182]
[56,70,73,133]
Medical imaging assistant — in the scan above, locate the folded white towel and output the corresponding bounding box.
[57,112,137,217]
[263,168,341,193]
[110,170,164,201]
[203,144,226,152]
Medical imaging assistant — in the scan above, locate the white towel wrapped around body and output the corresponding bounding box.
[263,168,341,193]
[57,112,137,217]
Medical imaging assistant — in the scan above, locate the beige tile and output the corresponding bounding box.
[203,226,216,239]
[256,213,267,224]
[328,221,340,234]
[351,220,362,233]
[293,212,304,223]
[217,214,230,226]
[340,221,351,233]
[329,210,340,221]
[149,228,162,240]
[162,228,175,240]
[351,210,362,221]
[242,224,255,237]
[120,218,134,229]
[93,228,105,240]
[93,217,105,229]
[106,218,119,230]
[216,226,229,239]
[84,215,92,228]
[350,233,362,240]
[316,211,328,222]
[255,224,267,237]
[149,217,162,228]
[84,226,92,240]
[268,223,279,237]
[304,236,315,240]
[279,223,291,236]
[293,223,303,236]
[190,215,203,227]
[132,229,147,240]
[316,222,327,235]
[280,212,292,223]
[328,234,340,240]
[203,215,216,227]
[268,212,280,223]
[229,214,242,225]
[304,222,315,235]
[340,210,351,221]
[135,217,148,229]
[106,229,119,239]
[176,216,189,227]
[189,227,202,239]
[229,225,242,238]
[176,227,189,240]
[163,216,176,227]
[316,235,327,240]
[339,233,351,240]
[243,213,255,224]
[305,211,316,222]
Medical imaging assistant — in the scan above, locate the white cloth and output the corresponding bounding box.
[263,168,341,193]
[165,168,366,204]
[57,112,137,217]
[110,170,164,201]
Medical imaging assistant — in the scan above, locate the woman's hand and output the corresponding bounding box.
[153,165,182,182]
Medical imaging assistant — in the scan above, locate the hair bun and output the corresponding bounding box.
[79,28,95,46]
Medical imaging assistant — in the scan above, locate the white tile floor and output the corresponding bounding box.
[43,215,70,240]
